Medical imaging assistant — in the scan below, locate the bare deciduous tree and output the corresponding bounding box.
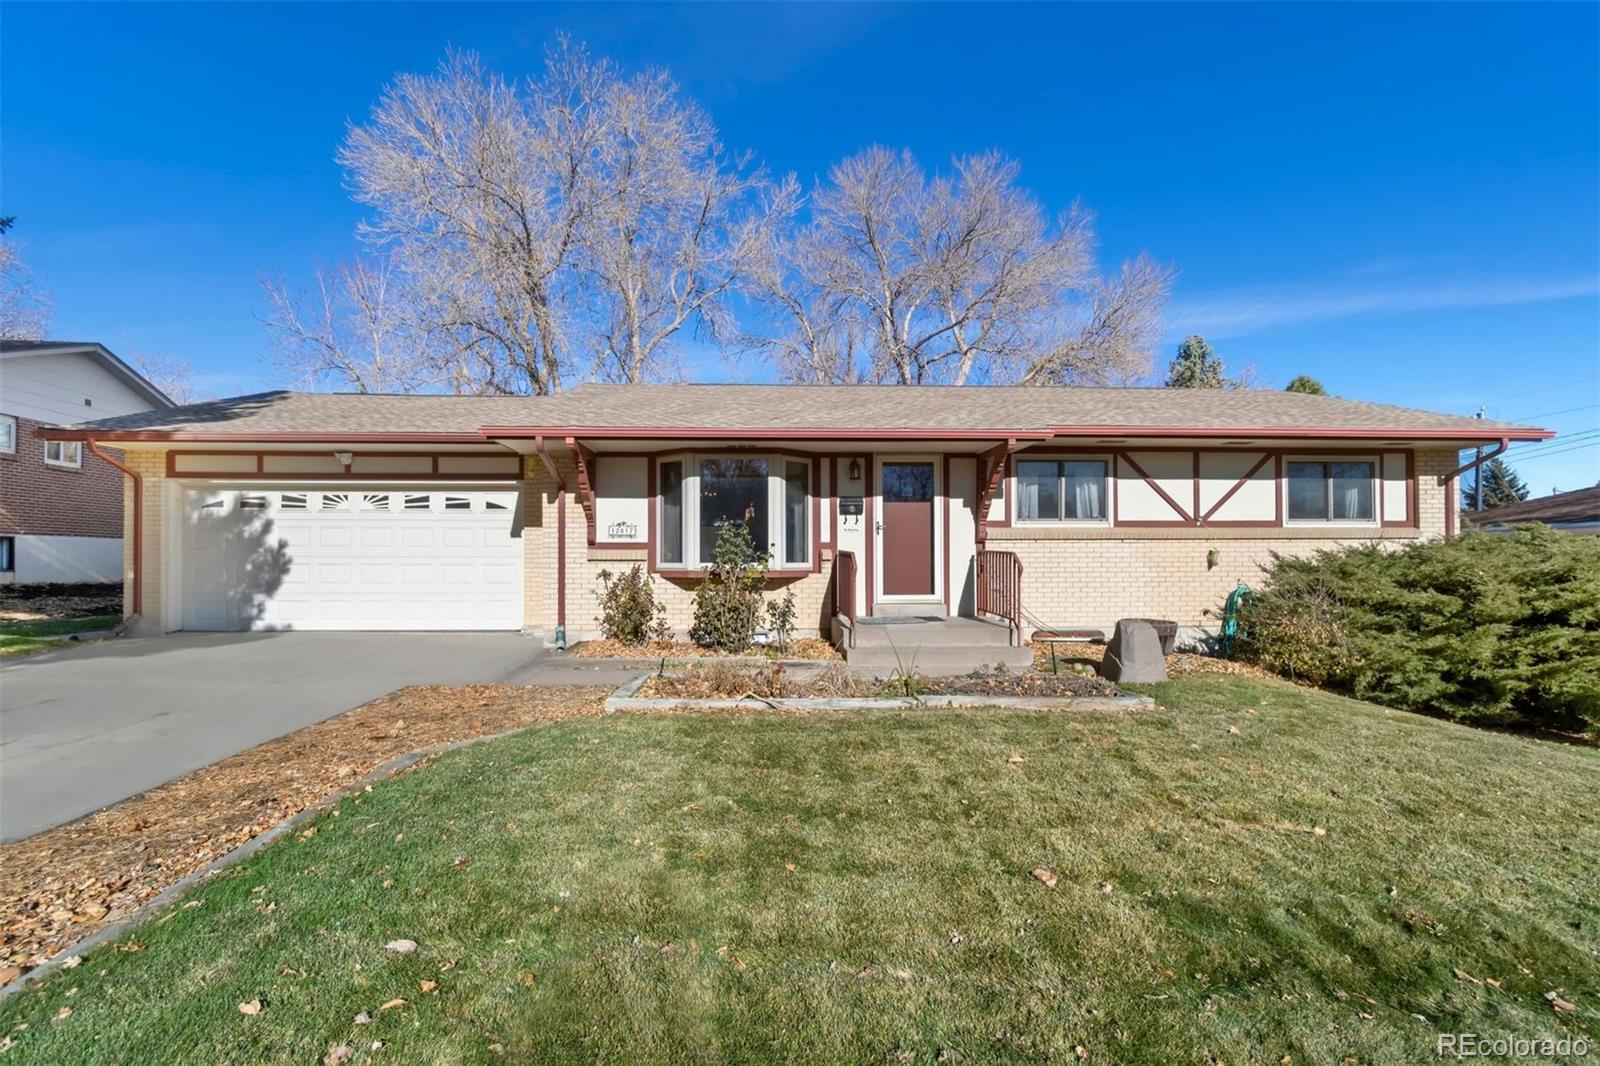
[126,349,201,405]
[580,68,786,384]
[260,259,429,393]
[0,220,53,341]
[750,147,1171,386]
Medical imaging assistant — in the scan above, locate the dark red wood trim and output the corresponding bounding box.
[164,449,520,480]
[646,460,658,573]
[655,569,813,583]
[942,454,953,613]
[864,455,876,617]
[1192,450,1202,523]
[476,425,1553,443]
[1199,452,1275,522]
[811,456,823,572]
[975,440,1014,544]
[556,485,567,631]
[828,456,839,550]
[566,438,599,546]
[1116,450,1195,524]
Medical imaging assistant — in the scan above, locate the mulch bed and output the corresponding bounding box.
[1029,639,1281,682]
[0,684,608,979]
[573,637,841,661]
[921,672,1120,698]
[0,583,122,624]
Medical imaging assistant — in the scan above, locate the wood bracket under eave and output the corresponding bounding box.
[976,438,1019,544]
[566,437,598,545]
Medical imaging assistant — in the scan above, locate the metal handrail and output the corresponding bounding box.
[834,550,858,649]
[976,548,1025,646]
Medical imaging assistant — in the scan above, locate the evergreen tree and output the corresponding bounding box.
[1285,375,1326,395]
[1462,457,1531,511]
[1166,335,1225,388]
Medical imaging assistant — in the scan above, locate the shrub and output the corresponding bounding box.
[765,590,797,653]
[1233,527,1600,736]
[689,519,770,652]
[594,565,670,645]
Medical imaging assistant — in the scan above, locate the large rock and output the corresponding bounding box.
[1101,620,1168,683]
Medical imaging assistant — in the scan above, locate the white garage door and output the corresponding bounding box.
[180,487,523,631]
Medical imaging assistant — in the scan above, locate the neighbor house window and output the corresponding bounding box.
[0,415,16,454]
[1016,458,1107,522]
[0,536,13,573]
[656,453,811,570]
[43,440,81,468]
[1287,460,1376,522]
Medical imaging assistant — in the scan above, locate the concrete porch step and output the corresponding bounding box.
[852,615,1016,648]
[838,616,1033,677]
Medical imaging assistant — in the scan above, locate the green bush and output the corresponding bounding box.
[594,565,670,645]
[690,520,770,652]
[1234,527,1600,736]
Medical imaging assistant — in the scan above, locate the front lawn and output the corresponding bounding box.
[0,616,120,659]
[2,675,1595,1063]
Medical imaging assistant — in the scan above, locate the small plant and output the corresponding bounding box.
[765,589,797,653]
[594,565,670,645]
[881,630,923,698]
[689,518,771,652]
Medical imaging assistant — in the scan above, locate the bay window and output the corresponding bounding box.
[1017,458,1108,522]
[1287,460,1376,522]
[656,454,812,570]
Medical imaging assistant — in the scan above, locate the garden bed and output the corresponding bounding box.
[572,637,841,661]
[614,662,1145,713]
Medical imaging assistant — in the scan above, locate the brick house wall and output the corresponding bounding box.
[0,417,124,538]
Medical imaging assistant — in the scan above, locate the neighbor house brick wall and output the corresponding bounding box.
[520,452,834,640]
[0,417,125,538]
[987,446,1459,632]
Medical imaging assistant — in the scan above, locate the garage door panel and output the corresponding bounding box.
[181,487,524,631]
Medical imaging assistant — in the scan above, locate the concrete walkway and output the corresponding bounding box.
[0,632,640,842]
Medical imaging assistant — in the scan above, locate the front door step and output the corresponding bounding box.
[840,616,1034,676]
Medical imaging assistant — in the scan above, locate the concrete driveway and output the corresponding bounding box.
[0,632,640,842]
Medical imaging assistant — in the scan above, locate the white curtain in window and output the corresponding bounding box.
[1073,477,1102,519]
[1022,481,1040,518]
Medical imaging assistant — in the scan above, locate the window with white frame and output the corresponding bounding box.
[656,454,811,569]
[43,440,82,469]
[1016,458,1109,522]
[0,415,16,454]
[1286,459,1376,522]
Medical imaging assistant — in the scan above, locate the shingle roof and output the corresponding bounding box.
[44,383,1550,441]
[1463,486,1600,527]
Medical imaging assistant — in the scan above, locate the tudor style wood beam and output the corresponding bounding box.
[1199,452,1275,523]
[1117,450,1196,524]
[565,437,599,545]
[976,438,1018,544]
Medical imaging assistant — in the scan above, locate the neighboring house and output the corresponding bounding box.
[0,341,174,584]
[1463,485,1600,534]
[39,384,1549,651]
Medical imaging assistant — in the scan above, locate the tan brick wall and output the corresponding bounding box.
[988,447,1459,632]
[121,448,167,633]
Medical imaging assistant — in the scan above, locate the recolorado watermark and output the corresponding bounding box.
[1437,1033,1589,1059]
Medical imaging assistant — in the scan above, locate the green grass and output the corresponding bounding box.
[0,615,120,658]
[3,675,1596,1064]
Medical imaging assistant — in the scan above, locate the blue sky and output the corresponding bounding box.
[4,2,1596,494]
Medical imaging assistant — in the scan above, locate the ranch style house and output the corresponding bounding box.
[38,384,1550,653]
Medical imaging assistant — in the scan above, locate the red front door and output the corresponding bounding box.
[880,461,935,596]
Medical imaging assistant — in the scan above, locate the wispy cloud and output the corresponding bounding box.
[1168,274,1600,338]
